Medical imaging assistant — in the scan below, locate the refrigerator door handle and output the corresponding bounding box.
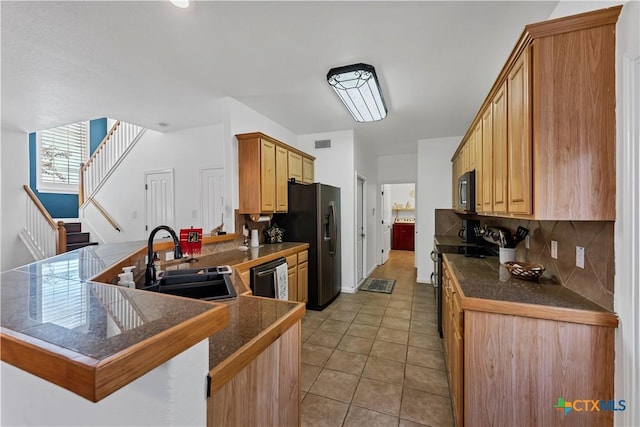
[329,201,337,257]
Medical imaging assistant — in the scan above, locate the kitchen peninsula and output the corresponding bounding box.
[0,240,307,426]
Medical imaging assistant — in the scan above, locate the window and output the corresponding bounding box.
[37,121,88,194]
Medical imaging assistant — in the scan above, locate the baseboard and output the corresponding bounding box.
[366,264,377,277]
[340,287,357,294]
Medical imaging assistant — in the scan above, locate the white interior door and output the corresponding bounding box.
[380,184,391,264]
[356,176,365,284]
[200,168,225,234]
[145,170,175,238]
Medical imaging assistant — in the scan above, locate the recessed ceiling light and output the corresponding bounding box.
[169,0,189,9]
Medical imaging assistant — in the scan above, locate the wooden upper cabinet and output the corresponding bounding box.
[473,121,483,212]
[237,132,315,215]
[451,7,619,220]
[302,157,314,183]
[481,105,493,213]
[492,82,508,213]
[288,151,303,182]
[507,46,532,215]
[259,139,276,212]
[275,145,288,212]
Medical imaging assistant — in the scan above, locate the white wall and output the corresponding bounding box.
[83,124,226,243]
[354,135,379,280]
[298,130,357,293]
[1,128,33,270]
[416,136,461,283]
[613,2,639,426]
[377,154,418,184]
[389,183,416,219]
[1,340,209,426]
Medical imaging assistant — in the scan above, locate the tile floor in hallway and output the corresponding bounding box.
[300,250,454,427]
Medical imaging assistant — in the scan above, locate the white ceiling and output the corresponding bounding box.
[1,1,558,156]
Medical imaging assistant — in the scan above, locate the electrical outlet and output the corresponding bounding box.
[551,241,558,259]
[132,209,137,219]
[166,251,174,261]
[192,209,198,219]
[576,246,585,269]
[525,235,530,249]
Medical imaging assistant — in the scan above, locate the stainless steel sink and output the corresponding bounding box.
[143,267,237,301]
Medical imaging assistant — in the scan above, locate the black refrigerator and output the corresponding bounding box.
[276,182,341,310]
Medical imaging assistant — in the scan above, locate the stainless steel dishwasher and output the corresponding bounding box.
[249,257,286,298]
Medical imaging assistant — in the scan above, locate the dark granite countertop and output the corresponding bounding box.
[0,240,307,400]
[443,253,611,313]
[208,295,300,368]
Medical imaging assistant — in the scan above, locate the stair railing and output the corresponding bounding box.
[86,198,121,232]
[79,120,145,206]
[21,185,67,259]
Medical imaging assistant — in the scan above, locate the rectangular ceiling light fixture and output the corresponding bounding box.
[327,63,387,123]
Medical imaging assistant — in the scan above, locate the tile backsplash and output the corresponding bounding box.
[434,209,614,310]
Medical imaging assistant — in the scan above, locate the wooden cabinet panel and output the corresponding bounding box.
[302,157,314,183]
[452,155,460,210]
[506,46,532,214]
[275,146,288,212]
[287,267,297,302]
[286,254,298,302]
[492,82,508,213]
[208,322,300,427]
[259,140,276,213]
[481,105,493,213]
[288,151,303,182]
[453,325,464,427]
[464,310,614,427]
[473,121,483,212]
[297,261,308,304]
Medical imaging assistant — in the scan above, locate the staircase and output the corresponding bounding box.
[64,222,98,252]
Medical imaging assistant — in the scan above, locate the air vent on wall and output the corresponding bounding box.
[315,139,331,149]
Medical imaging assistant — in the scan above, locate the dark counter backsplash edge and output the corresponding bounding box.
[434,209,614,311]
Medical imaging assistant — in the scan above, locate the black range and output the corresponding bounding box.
[431,243,497,338]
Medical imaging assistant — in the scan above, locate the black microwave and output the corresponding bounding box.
[458,170,476,213]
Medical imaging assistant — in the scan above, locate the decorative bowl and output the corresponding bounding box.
[503,261,545,281]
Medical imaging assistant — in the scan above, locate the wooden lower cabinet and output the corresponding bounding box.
[442,263,464,427]
[286,254,298,301]
[208,322,300,427]
[297,260,308,304]
[464,310,615,427]
[286,250,308,303]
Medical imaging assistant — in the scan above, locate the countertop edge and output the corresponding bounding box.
[93,302,229,401]
[462,297,619,327]
[208,297,305,394]
[1,303,229,402]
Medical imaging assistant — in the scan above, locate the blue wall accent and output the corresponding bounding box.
[29,118,108,219]
[89,118,107,156]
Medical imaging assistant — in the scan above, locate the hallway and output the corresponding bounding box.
[300,250,454,427]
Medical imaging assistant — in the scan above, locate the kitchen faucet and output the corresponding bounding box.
[145,225,183,287]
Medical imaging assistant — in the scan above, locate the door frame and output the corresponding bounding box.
[199,167,225,234]
[144,169,175,238]
[356,174,367,287]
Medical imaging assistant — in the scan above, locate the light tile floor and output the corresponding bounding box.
[301,250,454,427]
